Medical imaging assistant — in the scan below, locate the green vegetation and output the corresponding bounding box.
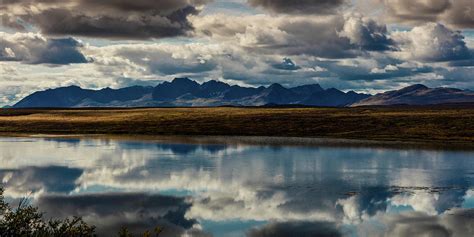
[0,188,162,237]
[0,106,473,148]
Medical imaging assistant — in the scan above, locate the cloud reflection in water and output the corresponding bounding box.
[0,136,473,236]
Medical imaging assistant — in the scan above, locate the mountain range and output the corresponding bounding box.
[12,78,369,108]
[11,78,474,108]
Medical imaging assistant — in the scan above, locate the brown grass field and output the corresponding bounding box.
[0,106,473,148]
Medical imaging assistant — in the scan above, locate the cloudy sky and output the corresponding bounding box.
[0,0,473,106]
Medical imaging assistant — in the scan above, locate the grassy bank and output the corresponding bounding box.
[0,106,473,147]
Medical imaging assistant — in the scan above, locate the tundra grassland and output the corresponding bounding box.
[0,106,473,148]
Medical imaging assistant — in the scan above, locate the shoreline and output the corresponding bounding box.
[1,133,473,151]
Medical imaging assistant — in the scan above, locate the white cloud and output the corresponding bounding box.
[191,14,357,58]
[390,192,439,215]
[339,13,393,51]
[391,23,471,62]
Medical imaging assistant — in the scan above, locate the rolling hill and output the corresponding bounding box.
[351,84,474,106]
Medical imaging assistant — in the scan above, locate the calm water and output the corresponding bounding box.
[1,136,473,237]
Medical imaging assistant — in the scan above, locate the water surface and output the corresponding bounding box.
[1,136,473,236]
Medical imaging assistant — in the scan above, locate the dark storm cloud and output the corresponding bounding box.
[37,192,208,237]
[37,38,88,64]
[0,0,212,39]
[383,0,474,28]
[79,0,210,12]
[0,34,88,65]
[247,0,346,14]
[442,0,474,28]
[28,7,198,39]
[384,0,451,22]
[247,221,342,237]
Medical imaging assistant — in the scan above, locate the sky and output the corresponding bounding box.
[0,0,473,106]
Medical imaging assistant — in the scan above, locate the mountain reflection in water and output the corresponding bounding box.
[0,136,473,237]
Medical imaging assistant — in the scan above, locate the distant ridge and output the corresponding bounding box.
[11,78,474,108]
[351,84,474,106]
[13,85,154,108]
[12,78,370,108]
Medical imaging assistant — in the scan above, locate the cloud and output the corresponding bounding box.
[247,0,346,15]
[37,192,207,237]
[0,166,83,198]
[384,0,452,22]
[0,60,128,107]
[0,0,211,39]
[376,209,474,237]
[390,192,440,215]
[391,23,472,62]
[86,41,329,87]
[336,187,392,224]
[382,0,474,28]
[339,14,394,51]
[442,0,474,29]
[90,43,221,76]
[272,58,301,70]
[192,14,394,58]
[0,32,88,65]
[246,0,473,29]
[247,221,342,237]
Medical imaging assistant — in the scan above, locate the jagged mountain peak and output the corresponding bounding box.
[171,77,195,84]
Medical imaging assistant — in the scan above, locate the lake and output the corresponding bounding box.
[1,136,473,237]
